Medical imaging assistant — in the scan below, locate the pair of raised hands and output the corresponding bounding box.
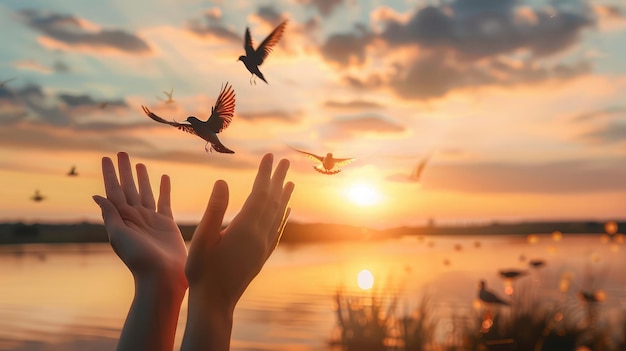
[92,152,294,351]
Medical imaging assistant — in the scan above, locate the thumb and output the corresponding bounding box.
[92,195,125,237]
[190,180,229,252]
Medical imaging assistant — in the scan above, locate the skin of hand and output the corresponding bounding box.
[92,152,188,351]
[181,153,295,351]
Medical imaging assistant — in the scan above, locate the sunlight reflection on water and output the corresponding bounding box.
[1,234,625,351]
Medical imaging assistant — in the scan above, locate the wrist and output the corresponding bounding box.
[134,270,188,300]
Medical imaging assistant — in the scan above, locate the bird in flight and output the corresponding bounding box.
[478,280,510,306]
[238,20,287,84]
[0,78,16,88]
[31,190,45,202]
[158,88,175,104]
[408,154,431,182]
[498,270,528,279]
[142,83,236,154]
[67,166,78,177]
[528,259,545,268]
[292,148,355,175]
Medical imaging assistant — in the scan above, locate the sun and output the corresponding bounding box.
[357,269,374,290]
[346,183,383,206]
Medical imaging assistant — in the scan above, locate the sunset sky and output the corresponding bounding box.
[0,0,625,228]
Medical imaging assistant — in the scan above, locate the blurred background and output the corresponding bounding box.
[1,0,625,350]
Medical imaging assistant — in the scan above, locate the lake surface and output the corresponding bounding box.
[1,233,625,351]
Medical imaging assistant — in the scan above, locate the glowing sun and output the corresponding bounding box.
[347,183,383,206]
[357,269,374,290]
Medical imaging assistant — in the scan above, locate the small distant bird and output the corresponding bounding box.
[499,270,528,279]
[0,77,16,87]
[142,83,236,153]
[158,88,175,104]
[238,20,287,84]
[478,280,510,306]
[408,154,430,182]
[99,102,108,109]
[67,166,78,177]
[529,259,545,268]
[292,148,355,175]
[31,190,45,202]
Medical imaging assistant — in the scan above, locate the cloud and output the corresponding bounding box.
[237,110,300,123]
[571,106,626,122]
[388,159,626,194]
[323,114,405,140]
[296,0,345,17]
[578,122,626,144]
[255,5,288,26]
[378,1,594,59]
[318,0,597,99]
[187,8,240,42]
[18,9,151,54]
[58,93,127,109]
[14,59,70,74]
[324,99,384,109]
[319,27,373,66]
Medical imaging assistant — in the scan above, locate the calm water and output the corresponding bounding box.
[1,234,625,351]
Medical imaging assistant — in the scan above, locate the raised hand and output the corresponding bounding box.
[93,152,187,351]
[181,153,294,351]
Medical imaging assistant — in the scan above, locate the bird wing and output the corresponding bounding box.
[141,105,197,136]
[244,27,256,58]
[254,20,287,65]
[333,157,356,167]
[292,148,324,163]
[206,83,235,133]
[210,137,235,154]
[414,155,430,177]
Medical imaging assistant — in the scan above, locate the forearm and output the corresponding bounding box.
[117,276,187,351]
[180,291,235,351]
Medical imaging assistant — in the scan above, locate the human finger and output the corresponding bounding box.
[102,156,126,207]
[267,206,292,261]
[136,163,156,210]
[266,182,294,248]
[93,195,126,240]
[117,152,141,206]
[258,159,290,230]
[157,175,173,218]
[189,180,229,255]
[239,153,273,219]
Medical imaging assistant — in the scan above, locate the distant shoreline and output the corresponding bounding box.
[0,220,622,245]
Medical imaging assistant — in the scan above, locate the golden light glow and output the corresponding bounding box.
[605,221,618,235]
[347,183,383,207]
[357,269,374,290]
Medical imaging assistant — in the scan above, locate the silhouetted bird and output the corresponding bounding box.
[238,20,287,84]
[158,88,175,104]
[529,259,546,268]
[67,166,78,177]
[479,280,510,306]
[408,154,430,182]
[142,83,236,153]
[499,270,528,279]
[0,77,15,87]
[292,148,355,175]
[31,190,45,202]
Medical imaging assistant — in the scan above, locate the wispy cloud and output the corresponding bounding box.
[18,9,151,54]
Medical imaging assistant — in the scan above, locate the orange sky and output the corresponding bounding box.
[1,0,625,228]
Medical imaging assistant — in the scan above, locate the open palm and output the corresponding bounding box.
[93,152,187,283]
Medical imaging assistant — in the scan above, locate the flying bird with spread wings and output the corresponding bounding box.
[238,20,287,84]
[408,154,431,182]
[141,83,236,154]
[31,189,45,202]
[158,88,175,104]
[292,148,355,175]
[67,166,78,177]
